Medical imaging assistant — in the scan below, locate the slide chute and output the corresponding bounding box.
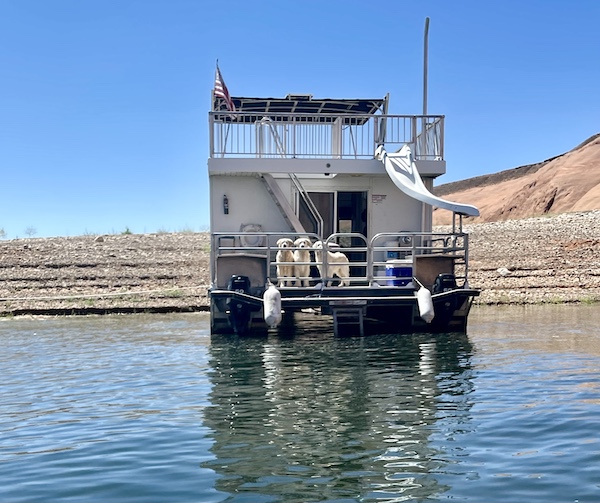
[375,144,479,217]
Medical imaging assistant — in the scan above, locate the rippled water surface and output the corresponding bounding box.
[1,305,599,502]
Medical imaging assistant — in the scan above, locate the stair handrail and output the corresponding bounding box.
[258,117,287,157]
[289,173,323,238]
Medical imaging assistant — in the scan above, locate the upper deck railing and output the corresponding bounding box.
[209,112,444,161]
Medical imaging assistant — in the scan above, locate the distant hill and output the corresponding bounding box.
[432,133,600,224]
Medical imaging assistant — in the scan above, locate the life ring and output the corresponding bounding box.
[239,224,265,247]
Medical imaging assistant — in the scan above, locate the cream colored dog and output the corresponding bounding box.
[275,238,295,287]
[293,237,313,287]
[313,241,350,287]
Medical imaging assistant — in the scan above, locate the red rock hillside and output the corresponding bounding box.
[432,133,600,225]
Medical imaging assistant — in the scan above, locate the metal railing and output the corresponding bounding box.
[209,112,444,160]
[212,230,469,289]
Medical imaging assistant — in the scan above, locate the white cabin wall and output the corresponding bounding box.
[210,172,430,238]
[369,176,423,236]
[210,175,290,233]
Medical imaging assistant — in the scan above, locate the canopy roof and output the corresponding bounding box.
[213,94,387,124]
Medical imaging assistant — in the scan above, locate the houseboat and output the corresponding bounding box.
[207,76,480,336]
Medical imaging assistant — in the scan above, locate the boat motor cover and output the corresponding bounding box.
[433,273,457,294]
[228,275,251,294]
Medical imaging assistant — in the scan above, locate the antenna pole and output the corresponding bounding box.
[423,17,430,116]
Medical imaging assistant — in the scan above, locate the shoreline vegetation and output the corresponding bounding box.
[1,211,600,317]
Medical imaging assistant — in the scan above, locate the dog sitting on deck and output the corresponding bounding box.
[313,241,350,287]
[275,238,295,287]
[293,237,313,287]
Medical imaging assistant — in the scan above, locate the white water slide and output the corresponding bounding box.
[375,144,480,217]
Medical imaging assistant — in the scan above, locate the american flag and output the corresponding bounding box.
[214,65,236,112]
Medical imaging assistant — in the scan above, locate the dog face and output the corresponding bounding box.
[312,240,340,251]
[294,237,312,249]
[277,238,294,249]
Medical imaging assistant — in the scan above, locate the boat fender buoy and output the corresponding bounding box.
[263,280,282,328]
[417,286,435,323]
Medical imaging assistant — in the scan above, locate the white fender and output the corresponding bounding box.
[263,281,282,328]
[417,286,435,323]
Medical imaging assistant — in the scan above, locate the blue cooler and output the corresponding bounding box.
[385,240,400,259]
[385,259,413,286]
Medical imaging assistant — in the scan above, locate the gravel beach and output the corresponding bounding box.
[1,211,600,316]
[457,210,600,305]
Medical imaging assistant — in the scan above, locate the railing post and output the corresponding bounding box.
[332,117,342,158]
[411,116,418,156]
[209,113,215,158]
[292,114,296,158]
[440,116,445,159]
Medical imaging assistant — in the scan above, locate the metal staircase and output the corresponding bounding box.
[260,174,306,233]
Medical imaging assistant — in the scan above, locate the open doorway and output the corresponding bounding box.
[337,191,368,279]
[337,191,367,241]
[299,190,368,282]
[298,191,368,240]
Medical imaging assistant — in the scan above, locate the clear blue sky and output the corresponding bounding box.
[1,0,598,238]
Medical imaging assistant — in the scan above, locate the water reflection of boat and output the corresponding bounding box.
[208,64,479,336]
[202,329,474,501]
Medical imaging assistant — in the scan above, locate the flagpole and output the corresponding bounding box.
[213,60,235,157]
[422,17,432,233]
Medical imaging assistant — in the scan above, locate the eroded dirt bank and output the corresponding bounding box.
[0,233,212,315]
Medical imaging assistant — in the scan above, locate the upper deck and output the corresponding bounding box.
[208,94,445,176]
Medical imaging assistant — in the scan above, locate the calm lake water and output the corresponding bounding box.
[1,305,599,502]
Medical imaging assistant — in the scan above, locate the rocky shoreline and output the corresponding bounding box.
[456,210,600,305]
[0,232,212,316]
[1,211,599,316]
